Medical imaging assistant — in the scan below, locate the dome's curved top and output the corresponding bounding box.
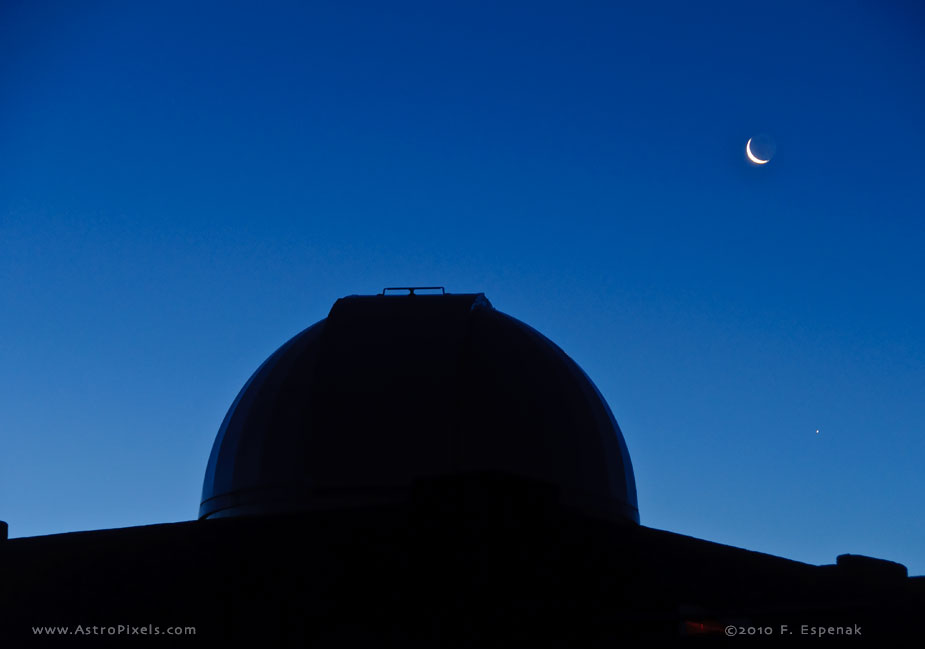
[200,292,638,523]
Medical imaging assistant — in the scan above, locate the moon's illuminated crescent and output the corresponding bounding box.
[746,138,769,164]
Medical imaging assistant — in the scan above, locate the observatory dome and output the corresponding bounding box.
[200,291,639,523]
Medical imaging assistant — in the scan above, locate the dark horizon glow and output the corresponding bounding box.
[1,1,923,574]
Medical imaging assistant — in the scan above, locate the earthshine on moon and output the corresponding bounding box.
[746,138,770,164]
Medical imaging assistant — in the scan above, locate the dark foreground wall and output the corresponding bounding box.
[2,475,921,647]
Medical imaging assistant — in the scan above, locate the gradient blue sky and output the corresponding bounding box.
[2,1,923,574]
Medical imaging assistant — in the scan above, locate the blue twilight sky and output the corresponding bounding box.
[1,1,923,574]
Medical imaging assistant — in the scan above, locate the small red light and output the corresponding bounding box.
[683,620,724,635]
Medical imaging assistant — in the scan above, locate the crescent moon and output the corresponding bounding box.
[746,138,769,164]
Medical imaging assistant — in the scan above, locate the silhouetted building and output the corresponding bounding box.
[201,290,637,524]
[2,290,922,647]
